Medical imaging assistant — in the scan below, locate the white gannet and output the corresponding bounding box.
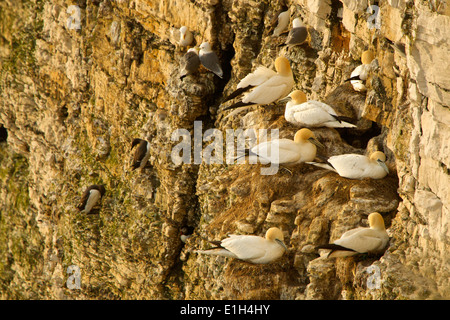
[221,56,294,110]
[179,47,200,80]
[346,50,375,92]
[77,185,106,214]
[282,18,308,47]
[196,227,288,264]
[243,128,324,165]
[307,151,389,179]
[199,42,223,78]
[131,138,151,171]
[316,212,389,258]
[178,26,194,47]
[284,90,356,128]
[272,9,290,36]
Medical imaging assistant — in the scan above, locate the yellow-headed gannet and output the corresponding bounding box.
[221,56,294,110]
[307,151,389,179]
[284,90,356,128]
[179,47,200,80]
[244,128,324,165]
[199,42,223,78]
[196,227,288,264]
[131,138,151,171]
[345,50,375,92]
[77,185,106,214]
[316,212,389,258]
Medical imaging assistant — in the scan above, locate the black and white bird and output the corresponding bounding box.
[180,226,195,243]
[179,47,200,80]
[199,42,223,78]
[131,138,151,171]
[281,18,308,47]
[77,185,106,214]
[345,50,375,92]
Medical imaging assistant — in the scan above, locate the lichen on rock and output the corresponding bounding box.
[0,0,449,300]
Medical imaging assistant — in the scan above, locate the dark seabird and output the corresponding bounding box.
[180,47,201,80]
[279,18,308,47]
[180,226,195,243]
[77,184,106,214]
[131,138,151,171]
[199,42,223,78]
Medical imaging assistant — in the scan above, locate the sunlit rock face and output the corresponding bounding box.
[0,0,448,299]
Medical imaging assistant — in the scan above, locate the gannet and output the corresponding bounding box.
[131,138,151,171]
[199,42,223,78]
[77,185,106,214]
[178,26,194,47]
[284,90,356,128]
[196,227,288,264]
[179,47,200,80]
[273,9,290,36]
[282,18,308,47]
[307,151,389,179]
[316,212,389,258]
[243,128,324,165]
[346,50,375,92]
[221,56,294,110]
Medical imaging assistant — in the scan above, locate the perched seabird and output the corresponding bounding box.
[346,50,375,92]
[131,138,151,171]
[307,151,389,179]
[242,128,324,165]
[179,47,200,80]
[316,212,389,258]
[284,90,356,128]
[221,56,294,111]
[180,226,195,243]
[199,42,223,78]
[281,18,308,47]
[77,185,106,214]
[196,227,288,264]
[272,9,290,36]
[178,26,194,47]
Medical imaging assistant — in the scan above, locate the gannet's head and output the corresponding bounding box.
[288,90,307,104]
[370,151,389,174]
[294,128,324,149]
[361,50,375,65]
[266,227,288,251]
[368,212,386,230]
[275,56,292,76]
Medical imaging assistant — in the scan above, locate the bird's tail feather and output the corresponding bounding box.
[344,75,361,82]
[222,86,252,103]
[221,101,254,111]
[306,161,336,172]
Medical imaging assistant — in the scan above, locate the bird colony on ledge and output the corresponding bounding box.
[77,9,394,267]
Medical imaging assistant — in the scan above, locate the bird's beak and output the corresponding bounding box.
[377,160,389,174]
[276,239,288,252]
[309,137,325,149]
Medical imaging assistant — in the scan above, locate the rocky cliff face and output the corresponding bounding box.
[0,0,448,299]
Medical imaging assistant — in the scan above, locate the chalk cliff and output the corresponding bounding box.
[0,0,448,299]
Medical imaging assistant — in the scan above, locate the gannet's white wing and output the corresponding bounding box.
[237,66,277,89]
[220,235,267,261]
[334,228,386,253]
